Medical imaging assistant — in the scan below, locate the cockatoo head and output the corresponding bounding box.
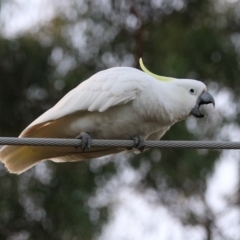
[139,58,215,119]
[170,79,215,118]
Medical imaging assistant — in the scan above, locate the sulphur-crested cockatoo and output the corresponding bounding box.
[0,59,215,174]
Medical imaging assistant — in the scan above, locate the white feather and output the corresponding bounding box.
[27,67,148,127]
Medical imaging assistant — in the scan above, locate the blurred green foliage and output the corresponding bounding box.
[0,0,240,239]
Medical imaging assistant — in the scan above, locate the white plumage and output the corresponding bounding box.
[0,61,214,174]
[27,67,148,126]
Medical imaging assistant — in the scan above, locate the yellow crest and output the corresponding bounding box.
[139,58,172,82]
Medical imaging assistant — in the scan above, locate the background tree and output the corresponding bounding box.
[0,0,239,239]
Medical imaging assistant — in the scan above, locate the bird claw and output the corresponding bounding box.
[75,132,92,152]
[132,135,145,153]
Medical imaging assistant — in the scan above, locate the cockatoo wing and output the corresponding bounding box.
[1,67,151,173]
[27,67,148,129]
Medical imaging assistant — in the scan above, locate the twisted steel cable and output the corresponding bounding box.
[0,137,239,149]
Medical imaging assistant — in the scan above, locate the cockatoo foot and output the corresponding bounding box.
[132,135,145,152]
[76,132,92,152]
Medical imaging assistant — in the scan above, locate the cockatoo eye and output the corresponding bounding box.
[189,88,195,94]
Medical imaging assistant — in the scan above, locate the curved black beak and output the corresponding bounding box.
[190,92,215,118]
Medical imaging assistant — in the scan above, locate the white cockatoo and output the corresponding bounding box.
[0,59,215,174]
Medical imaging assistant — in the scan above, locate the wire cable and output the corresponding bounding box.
[0,137,239,149]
